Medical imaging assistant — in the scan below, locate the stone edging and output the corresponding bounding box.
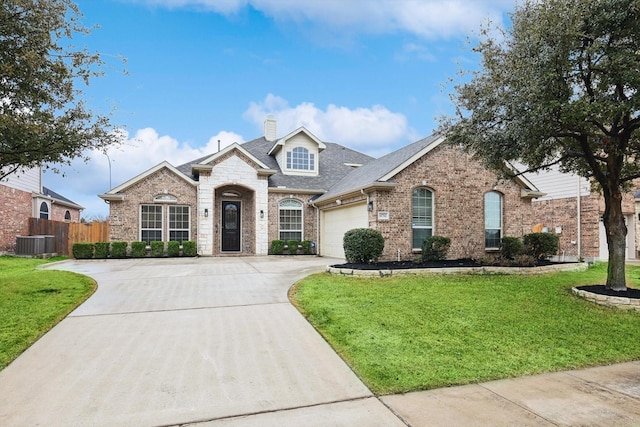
[572,288,640,312]
[326,262,589,277]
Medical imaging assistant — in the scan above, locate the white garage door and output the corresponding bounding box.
[598,214,635,261]
[320,202,368,259]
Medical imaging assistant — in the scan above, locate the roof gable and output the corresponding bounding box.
[103,161,197,195]
[198,142,271,170]
[267,127,327,156]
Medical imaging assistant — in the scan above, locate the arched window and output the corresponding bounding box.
[279,199,303,241]
[39,202,49,219]
[64,210,71,221]
[485,191,503,249]
[412,188,433,249]
[286,147,315,171]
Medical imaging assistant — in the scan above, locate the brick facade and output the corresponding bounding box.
[0,184,31,252]
[366,144,535,261]
[267,193,319,246]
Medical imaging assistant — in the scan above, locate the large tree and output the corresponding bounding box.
[0,0,122,181]
[442,0,640,291]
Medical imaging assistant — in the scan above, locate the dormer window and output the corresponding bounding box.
[287,147,315,171]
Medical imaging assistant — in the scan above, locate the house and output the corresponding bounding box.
[100,118,544,260]
[525,167,639,262]
[0,166,84,253]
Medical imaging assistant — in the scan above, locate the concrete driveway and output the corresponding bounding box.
[0,256,405,427]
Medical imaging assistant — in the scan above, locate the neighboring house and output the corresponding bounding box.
[0,166,83,253]
[525,167,638,262]
[100,118,544,260]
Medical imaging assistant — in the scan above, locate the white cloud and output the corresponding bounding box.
[243,94,416,156]
[133,0,514,39]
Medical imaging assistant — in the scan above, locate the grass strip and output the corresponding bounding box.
[0,256,96,370]
[290,263,640,395]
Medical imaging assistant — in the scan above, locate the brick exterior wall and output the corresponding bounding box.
[51,204,81,222]
[108,168,197,243]
[0,183,31,252]
[213,185,255,255]
[267,193,319,246]
[367,144,534,261]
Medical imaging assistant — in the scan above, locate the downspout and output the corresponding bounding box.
[577,176,582,261]
[310,201,320,256]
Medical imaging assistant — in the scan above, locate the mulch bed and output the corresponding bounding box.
[332,258,562,271]
[576,285,640,300]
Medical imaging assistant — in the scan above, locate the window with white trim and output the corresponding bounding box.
[169,205,190,243]
[484,191,502,249]
[286,147,315,171]
[39,202,49,219]
[412,187,433,249]
[279,199,303,241]
[141,205,163,244]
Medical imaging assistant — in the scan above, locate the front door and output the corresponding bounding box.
[222,201,241,251]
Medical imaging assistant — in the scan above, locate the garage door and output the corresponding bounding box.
[320,202,368,259]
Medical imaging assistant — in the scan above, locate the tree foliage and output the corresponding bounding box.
[442,0,640,290]
[0,0,122,180]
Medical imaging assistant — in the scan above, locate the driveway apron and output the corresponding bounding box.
[0,257,405,427]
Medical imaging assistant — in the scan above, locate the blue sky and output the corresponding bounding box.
[45,0,516,218]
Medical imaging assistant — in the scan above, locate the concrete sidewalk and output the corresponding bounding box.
[0,256,639,426]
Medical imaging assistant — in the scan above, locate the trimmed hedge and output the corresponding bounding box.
[523,232,559,259]
[111,242,127,258]
[93,242,110,259]
[150,241,164,257]
[287,240,299,255]
[130,241,147,258]
[271,240,285,255]
[500,237,523,260]
[72,243,94,259]
[182,240,197,257]
[343,228,384,264]
[301,240,312,255]
[167,241,180,257]
[421,236,451,262]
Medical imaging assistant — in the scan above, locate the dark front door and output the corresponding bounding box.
[222,201,241,251]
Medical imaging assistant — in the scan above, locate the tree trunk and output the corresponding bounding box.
[603,189,627,291]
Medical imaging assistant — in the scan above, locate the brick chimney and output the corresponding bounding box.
[264,115,277,142]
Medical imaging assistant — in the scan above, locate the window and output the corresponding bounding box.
[286,147,315,171]
[279,199,303,241]
[64,210,71,221]
[141,205,163,244]
[169,206,190,243]
[39,202,49,219]
[485,191,502,249]
[412,188,433,249]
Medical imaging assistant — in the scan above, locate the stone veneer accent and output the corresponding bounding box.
[572,287,640,312]
[366,144,535,261]
[0,183,31,252]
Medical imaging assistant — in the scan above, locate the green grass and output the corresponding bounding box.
[0,256,96,370]
[290,263,640,395]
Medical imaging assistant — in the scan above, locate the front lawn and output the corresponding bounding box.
[290,263,640,395]
[0,256,96,370]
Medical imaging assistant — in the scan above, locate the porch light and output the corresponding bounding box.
[260,210,264,219]
[204,208,208,218]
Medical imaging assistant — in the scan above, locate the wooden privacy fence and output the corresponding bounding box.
[28,218,110,256]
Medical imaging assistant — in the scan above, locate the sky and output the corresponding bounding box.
[44,0,517,219]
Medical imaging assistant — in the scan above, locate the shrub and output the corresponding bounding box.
[72,243,94,259]
[514,254,537,267]
[301,240,312,255]
[343,228,384,264]
[110,242,127,258]
[167,241,180,257]
[271,240,285,255]
[287,240,299,255]
[150,241,164,257]
[130,241,147,258]
[182,240,197,257]
[523,232,559,259]
[500,237,523,260]
[421,236,451,262]
[93,242,110,259]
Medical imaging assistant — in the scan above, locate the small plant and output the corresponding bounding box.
[182,241,197,257]
[523,232,559,260]
[130,241,147,258]
[150,241,164,257]
[421,236,451,262]
[72,243,94,259]
[343,228,385,264]
[500,237,523,260]
[476,254,499,266]
[301,240,312,255]
[93,242,110,259]
[167,241,180,257]
[287,240,299,255]
[271,240,285,255]
[110,242,127,258]
[513,254,537,267]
